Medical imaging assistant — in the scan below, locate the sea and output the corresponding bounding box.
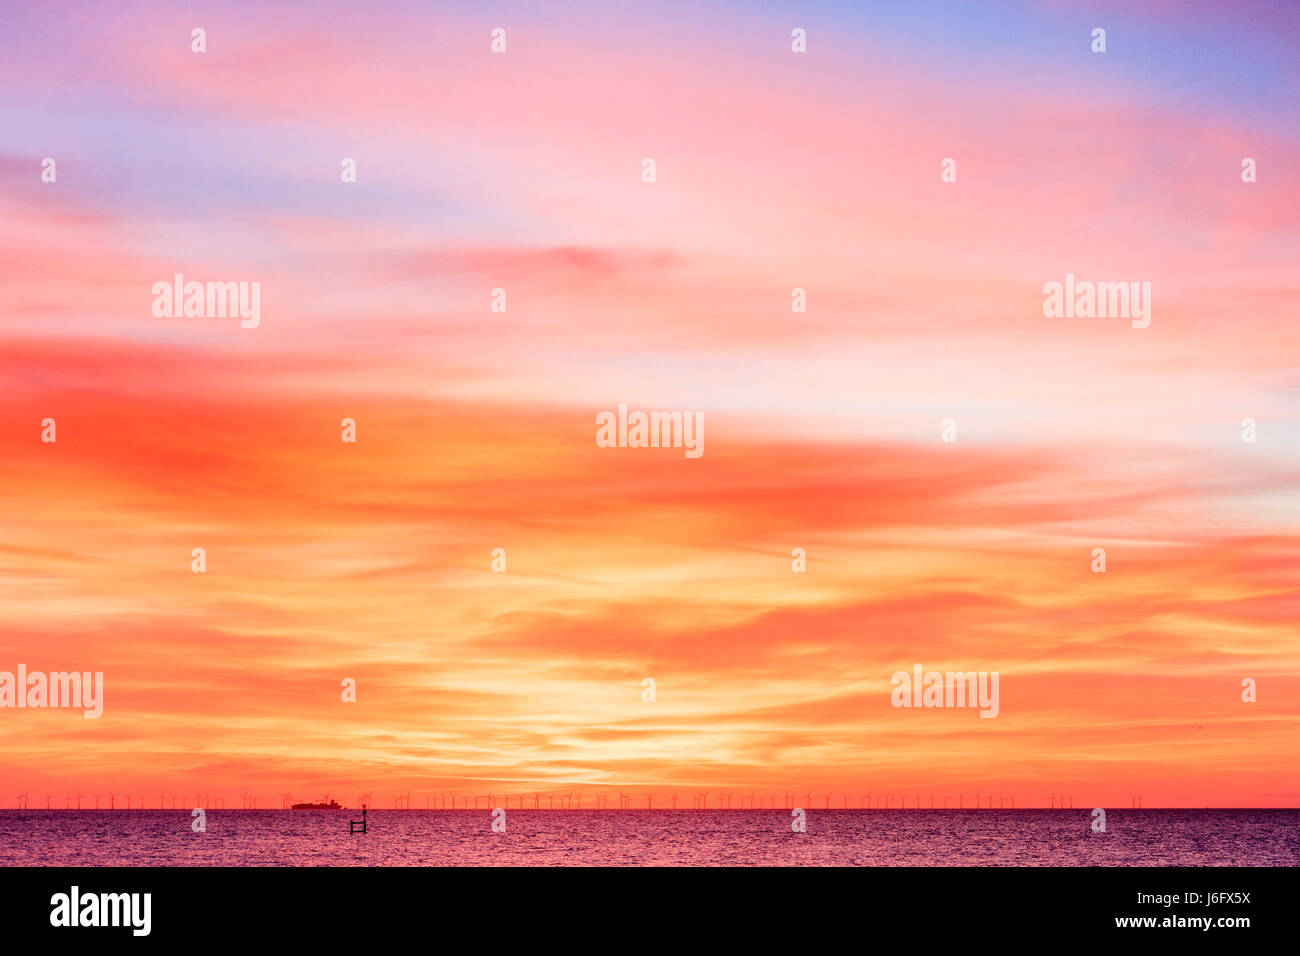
[2,809,1296,866]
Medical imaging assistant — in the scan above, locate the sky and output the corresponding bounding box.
[0,0,1298,809]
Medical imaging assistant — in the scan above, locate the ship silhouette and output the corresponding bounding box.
[291,797,342,810]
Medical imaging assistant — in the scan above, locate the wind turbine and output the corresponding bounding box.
[109,792,116,810]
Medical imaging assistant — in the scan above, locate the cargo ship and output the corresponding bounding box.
[291,798,342,809]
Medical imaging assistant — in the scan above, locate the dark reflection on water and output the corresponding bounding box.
[1,810,1296,866]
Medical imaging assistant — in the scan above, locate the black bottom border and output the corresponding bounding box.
[1,865,1288,942]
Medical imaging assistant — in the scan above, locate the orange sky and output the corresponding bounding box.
[1,1,1298,808]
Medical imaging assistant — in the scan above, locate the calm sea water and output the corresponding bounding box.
[1,810,1296,866]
